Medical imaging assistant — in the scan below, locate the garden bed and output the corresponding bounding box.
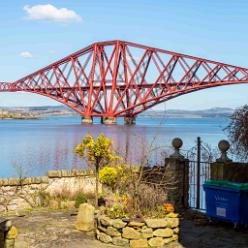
[95,214,179,247]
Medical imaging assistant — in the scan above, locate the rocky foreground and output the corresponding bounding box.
[2,209,247,248]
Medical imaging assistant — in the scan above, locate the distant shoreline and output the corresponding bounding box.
[0,112,38,120]
[0,106,233,119]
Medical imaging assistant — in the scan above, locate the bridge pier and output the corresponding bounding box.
[81,116,93,124]
[101,117,117,125]
[124,117,136,125]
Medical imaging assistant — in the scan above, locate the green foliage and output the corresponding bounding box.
[74,134,120,165]
[99,166,118,186]
[98,192,106,198]
[142,205,168,218]
[74,134,122,207]
[75,193,87,208]
[106,204,129,219]
[99,164,130,189]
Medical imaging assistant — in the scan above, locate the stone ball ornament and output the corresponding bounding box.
[218,140,230,152]
[170,138,184,159]
[217,139,232,162]
[172,138,183,150]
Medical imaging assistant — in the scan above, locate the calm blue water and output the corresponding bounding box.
[0,116,229,178]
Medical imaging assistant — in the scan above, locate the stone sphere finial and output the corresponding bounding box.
[170,138,184,159]
[217,139,232,162]
[172,138,183,150]
[218,140,230,153]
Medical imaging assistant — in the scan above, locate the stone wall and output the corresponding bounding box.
[210,139,248,183]
[0,169,99,212]
[210,162,248,183]
[142,157,189,212]
[95,214,179,248]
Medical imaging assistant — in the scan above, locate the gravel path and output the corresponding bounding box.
[6,209,248,248]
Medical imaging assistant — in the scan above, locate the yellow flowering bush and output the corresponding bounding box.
[99,166,118,187]
[74,134,119,163]
[74,134,121,207]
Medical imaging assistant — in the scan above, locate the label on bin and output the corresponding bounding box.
[216,207,226,217]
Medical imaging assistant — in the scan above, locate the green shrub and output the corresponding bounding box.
[75,194,87,208]
[99,166,118,187]
[106,204,129,219]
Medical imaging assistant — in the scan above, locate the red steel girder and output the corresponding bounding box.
[0,40,248,117]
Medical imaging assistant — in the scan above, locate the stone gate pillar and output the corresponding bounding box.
[164,138,189,211]
[210,140,248,182]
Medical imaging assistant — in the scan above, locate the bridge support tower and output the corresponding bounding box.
[101,117,117,125]
[81,116,93,124]
[124,117,136,125]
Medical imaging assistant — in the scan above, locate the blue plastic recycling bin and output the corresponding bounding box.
[203,182,248,226]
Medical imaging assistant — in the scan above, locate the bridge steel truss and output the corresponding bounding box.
[0,40,248,117]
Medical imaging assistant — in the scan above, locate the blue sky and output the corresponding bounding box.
[0,0,248,110]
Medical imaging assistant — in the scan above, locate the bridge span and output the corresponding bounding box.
[1,40,248,124]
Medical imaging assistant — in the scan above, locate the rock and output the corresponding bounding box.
[164,237,174,244]
[145,219,167,228]
[166,212,179,218]
[99,216,113,226]
[4,238,15,248]
[75,203,95,232]
[94,209,100,215]
[98,232,112,243]
[173,227,179,234]
[112,219,127,229]
[49,199,60,209]
[141,227,153,238]
[96,229,100,239]
[128,221,145,227]
[153,228,173,237]
[148,237,165,247]
[98,225,107,232]
[122,227,141,239]
[166,218,179,228]
[6,226,18,239]
[105,226,121,237]
[172,234,179,241]
[130,239,148,248]
[112,237,129,246]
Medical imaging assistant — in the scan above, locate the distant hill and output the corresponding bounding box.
[142,107,234,118]
[0,106,234,118]
[1,106,76,117]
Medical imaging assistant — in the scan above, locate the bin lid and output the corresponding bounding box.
[205,180,248,190]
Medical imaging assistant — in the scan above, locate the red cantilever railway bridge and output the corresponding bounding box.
[0,40,248,123]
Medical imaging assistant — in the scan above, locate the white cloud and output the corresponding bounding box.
[23,4,82,23]
[19,51,33,58]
